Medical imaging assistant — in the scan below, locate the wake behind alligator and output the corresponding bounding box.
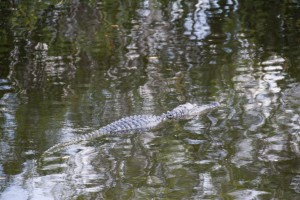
[43,102,220,155]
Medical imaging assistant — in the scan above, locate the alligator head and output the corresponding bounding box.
[165,102,220,120]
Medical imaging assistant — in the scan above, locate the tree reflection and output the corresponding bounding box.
[1,0,300,199]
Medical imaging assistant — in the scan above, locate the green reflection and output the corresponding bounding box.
[0,0,300,199]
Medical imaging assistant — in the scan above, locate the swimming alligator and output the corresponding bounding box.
[43,102,220,155]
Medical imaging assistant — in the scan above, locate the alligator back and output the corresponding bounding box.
[43,114,164,155]
[100,114,164,133]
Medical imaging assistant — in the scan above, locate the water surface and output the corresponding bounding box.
[1,0,300,199]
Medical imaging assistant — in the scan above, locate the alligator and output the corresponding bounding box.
[43,102,220,155]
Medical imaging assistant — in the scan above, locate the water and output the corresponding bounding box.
[1,0,300,199]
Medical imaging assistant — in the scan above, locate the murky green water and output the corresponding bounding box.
[1,0,300,199]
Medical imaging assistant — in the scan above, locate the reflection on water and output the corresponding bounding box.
[1,0,300,199]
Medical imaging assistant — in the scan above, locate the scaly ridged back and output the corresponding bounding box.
[100,114,165,133]
[43,114,164,155]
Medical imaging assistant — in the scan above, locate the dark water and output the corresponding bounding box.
[1,0,300,199]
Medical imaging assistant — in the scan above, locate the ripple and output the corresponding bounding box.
[170,1,183,22]
[184,138,206,145]
[290,175,300,193]
[36,145,108,198]
[242,110,265,131]
[0,79,13,92]
[183,0,211,42]
[284,83,300,106]
[290,132,300,157]
[263,65,283,71]
[146,175,164,186]
[0,185,28,200]
[258,136,295,162]
[229,189,269,199]
[261,55,286,66]
[34,42,48,51]
[231,138,254,168]
[193,173,217,199]
[183,120,206,134]
[40,163,68,171]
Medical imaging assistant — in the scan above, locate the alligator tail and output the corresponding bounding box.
[42,129,108,156]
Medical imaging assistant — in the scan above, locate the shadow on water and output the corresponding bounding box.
[1,0,300,199]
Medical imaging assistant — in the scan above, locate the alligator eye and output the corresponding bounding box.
[166,112,174,119]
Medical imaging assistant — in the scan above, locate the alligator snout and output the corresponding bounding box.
[210,102,220,107]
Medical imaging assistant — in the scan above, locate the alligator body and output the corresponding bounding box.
[43,102,220,154]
